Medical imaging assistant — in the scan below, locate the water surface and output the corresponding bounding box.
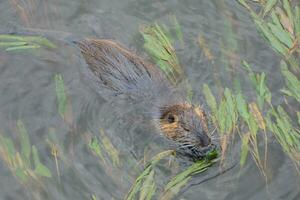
[0,0,299,199]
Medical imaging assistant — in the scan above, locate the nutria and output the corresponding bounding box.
[76,39,216,159]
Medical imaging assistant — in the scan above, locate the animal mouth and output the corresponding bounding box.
[178,143,217,160]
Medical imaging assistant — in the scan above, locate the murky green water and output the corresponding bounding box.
[0,0,299,199]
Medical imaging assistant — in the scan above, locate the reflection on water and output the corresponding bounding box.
[0,0,299,199]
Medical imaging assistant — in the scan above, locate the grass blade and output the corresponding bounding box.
[54,74,67,119]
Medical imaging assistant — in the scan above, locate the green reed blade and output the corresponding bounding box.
[160,176,190,200]
[267,22,293,48]
[264,0,278,16]
[280,61,300,102]
[0,34,28,41]
[242,61,257,87]
[282,0,293,28]
[139,170,156,200]
[217,99,228,135]
[240,133,250,167]
[32,145,52,177]
[224,88,237,133]
[126,165,152,200]
[248,113,258,137]
[99,129,120,167]
[252,13,288,56]
[15,167,28,182]
[24,36,56,49]
[54,74,67,119]
[294,6,300,38]
[0,42,27,47]
[271,10,282,27]
[237,0,251,10]
[202,84,217,115]
[17,120,31,163]
[164,158,214,192]
[125,150,174,200]
[0,34,56,48]
[88,137,105,164]
[170,15,184,46]
[0,136,16,165]
[236,93,250,122]
[6,45,40,51]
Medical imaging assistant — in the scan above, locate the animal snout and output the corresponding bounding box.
[196,131,211,147]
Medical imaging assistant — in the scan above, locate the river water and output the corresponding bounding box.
[0,0,299,199]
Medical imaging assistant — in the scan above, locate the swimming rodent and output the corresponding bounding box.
[76,39,216,160]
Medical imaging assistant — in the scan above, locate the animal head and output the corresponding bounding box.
[159,103,216,159]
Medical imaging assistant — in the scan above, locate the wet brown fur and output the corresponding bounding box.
[77,39,213,158]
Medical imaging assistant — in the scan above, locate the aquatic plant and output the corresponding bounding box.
[88,129,121,168]
[0,34,56,51]
[0,120,51,183]
[238,0,300,73]
[125,150,175,200]
[140,17,184,85]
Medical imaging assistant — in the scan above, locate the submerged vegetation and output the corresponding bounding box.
[0,120,51,183]
[0,34,56,51]
[0,0,299,199]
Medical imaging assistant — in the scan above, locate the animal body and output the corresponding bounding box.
[77,39,216,159]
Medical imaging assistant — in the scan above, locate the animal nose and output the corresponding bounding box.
[199,133,211,147]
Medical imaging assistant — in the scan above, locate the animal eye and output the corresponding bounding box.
[167,114,176,123]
